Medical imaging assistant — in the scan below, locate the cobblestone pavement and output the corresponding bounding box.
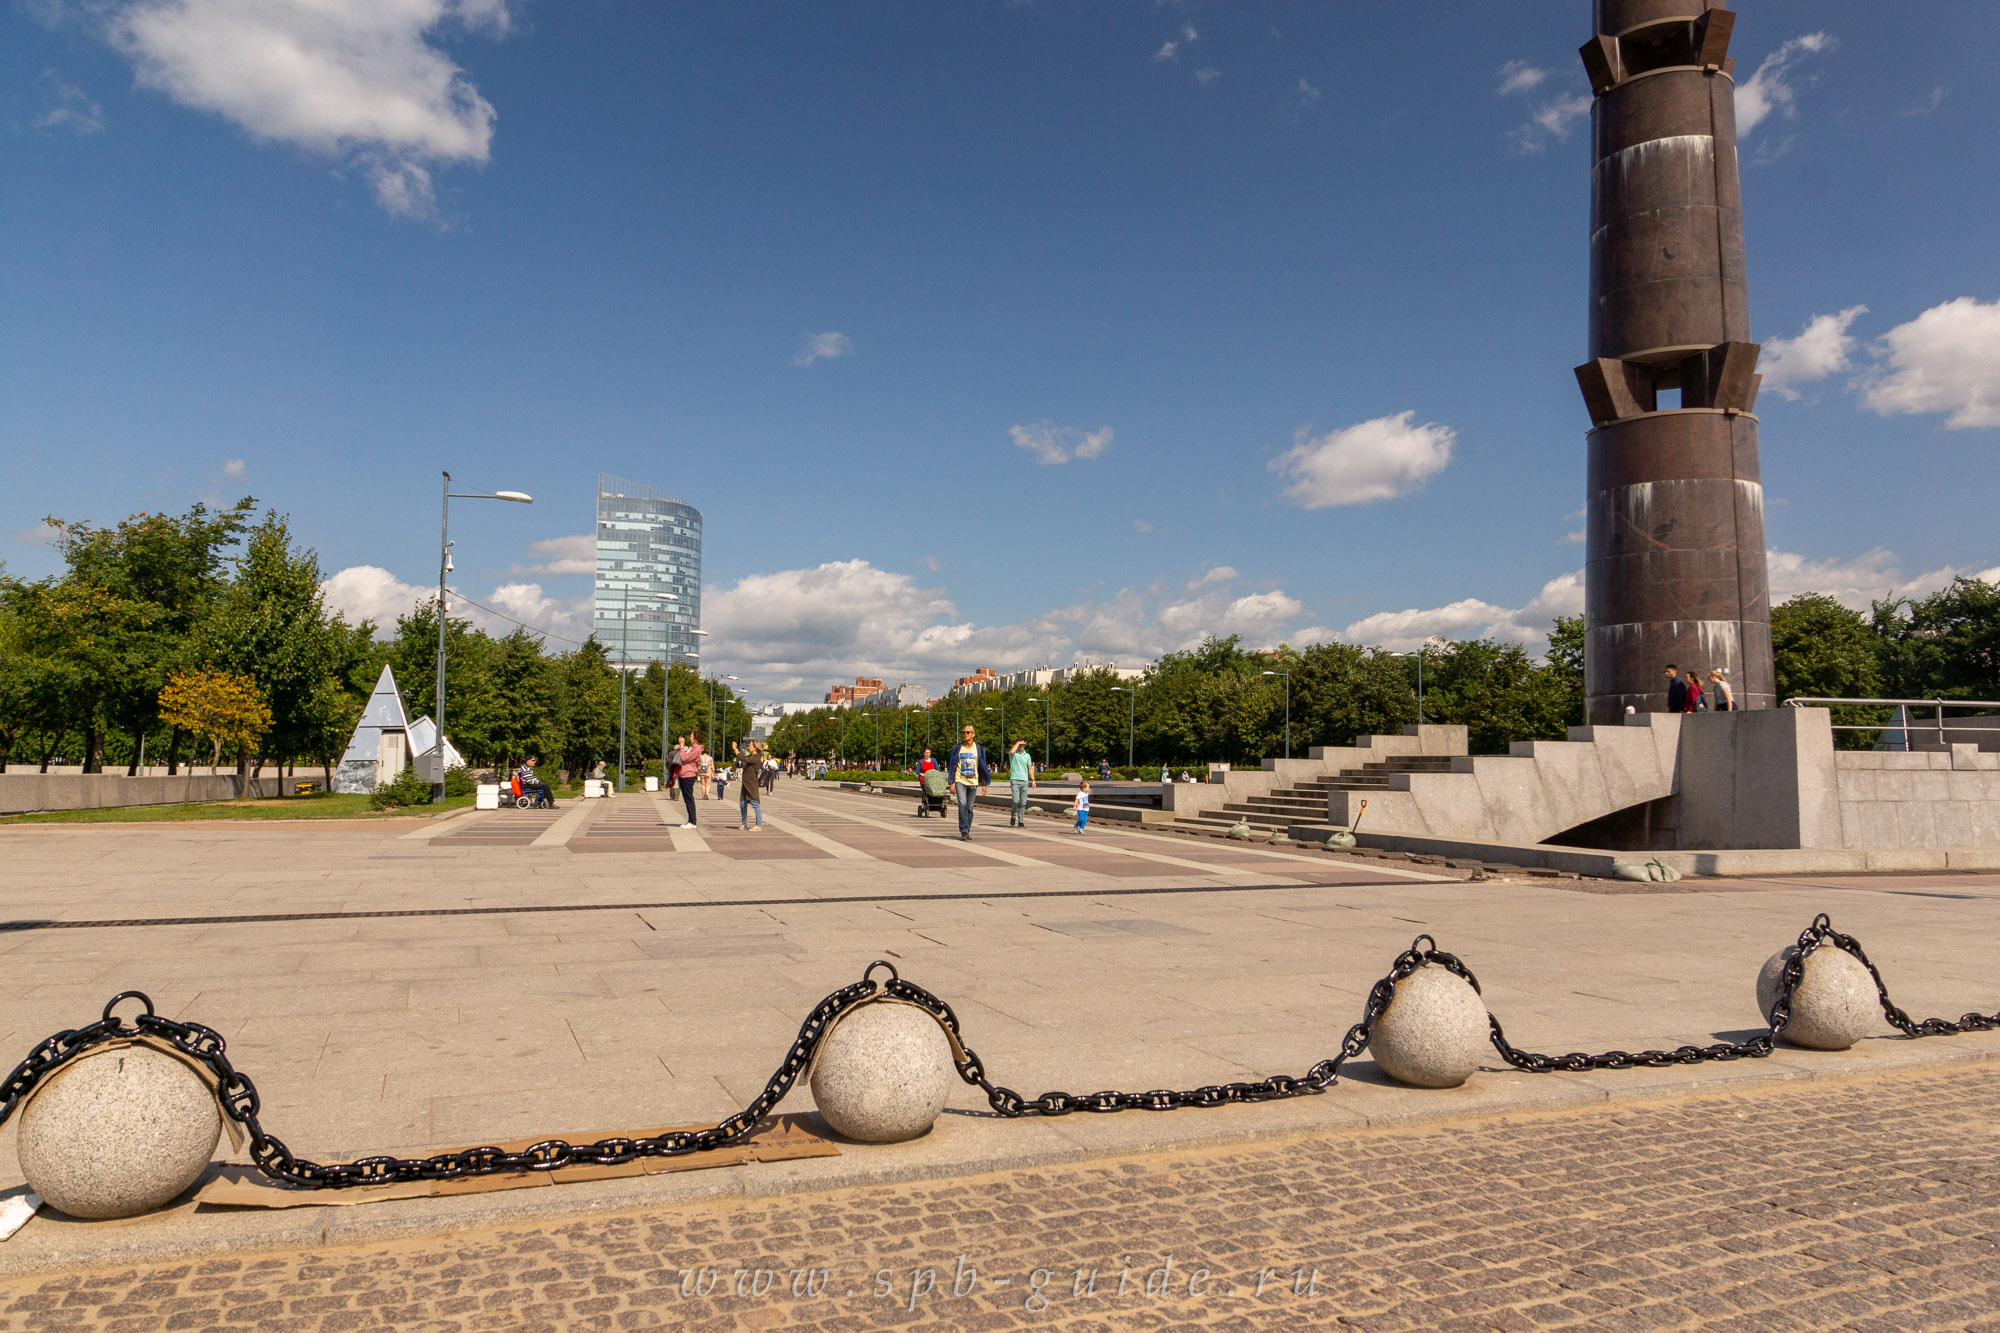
[7,1066,2000,1332]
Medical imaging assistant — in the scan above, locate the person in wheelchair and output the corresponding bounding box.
[515,756,556,808]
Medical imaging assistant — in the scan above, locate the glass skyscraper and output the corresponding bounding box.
[594,474,703,668]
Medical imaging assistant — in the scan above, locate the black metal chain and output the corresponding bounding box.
[1805,914,2000,1037]
[881,938,1436,1116]
[0,978,885,1189]
[3,915,1994,1191]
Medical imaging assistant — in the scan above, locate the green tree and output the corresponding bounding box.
[48,498,257,771]
[159,668,272,774]
[199,512,355,779]
[1290,642,1418,752]
[1772,595,1883,703]
[553,638,619,776]
[1419,639,1571,754]
[1875,577,2000,701]
[1544,615,1587,729]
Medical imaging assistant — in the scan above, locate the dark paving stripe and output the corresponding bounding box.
[0,879,1417,933]
[435,812,562,846]
[1013,852,1193,878]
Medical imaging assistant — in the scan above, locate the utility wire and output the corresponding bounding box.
[445,590,590,647]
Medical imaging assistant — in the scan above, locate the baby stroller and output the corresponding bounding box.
[918,768,950,817]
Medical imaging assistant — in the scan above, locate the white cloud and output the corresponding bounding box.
[1510,92,1591,153]
[1154,22,1196,61]
[1761,305,1867,400]
[1269,411,1456,509]
[219,457,246,480]
[919,554,942,573]
[319,564,429,630]
[1319,547,1994,664]
[35,69,104,134]
[1902,86,1949,117]
[319,563,593,642]
[1735,32,1834,137]
[1561,530,1585,545]
[1009,421,1112,465]
[696,560,1317,699]
[1132,518,1154,533]
[1193,68,1220,87]
[10,521,63,548]
[1860,296,2000,429]
[508,534,596,577]
[1187,566,1239,590]
[1496,61,1547,96]
[1293,78,1320,110]
[1767,547,1991,610]
[482,580,593,642]
[103,0,510,218]
[794,331,853,366]
[1339,572,1583,655]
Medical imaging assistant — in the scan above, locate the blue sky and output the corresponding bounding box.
[4,1,1996,703]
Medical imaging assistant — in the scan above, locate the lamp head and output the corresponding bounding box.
[495,491,533,503]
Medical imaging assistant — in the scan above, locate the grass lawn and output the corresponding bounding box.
[0,792,479,825]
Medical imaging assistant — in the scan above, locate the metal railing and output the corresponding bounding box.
[1784,697,2000,748]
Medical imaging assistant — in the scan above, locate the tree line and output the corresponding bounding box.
[769,627,1590,769]
[0,499,750,780]
[772,578,1999,768]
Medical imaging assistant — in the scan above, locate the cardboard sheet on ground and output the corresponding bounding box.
[194,1114,836,1209]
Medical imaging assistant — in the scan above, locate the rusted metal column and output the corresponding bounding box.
[1574,1,1774,723]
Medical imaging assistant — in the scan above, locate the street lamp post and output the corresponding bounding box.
[1109,686,1135,768]
[708,675,739,764]
[659,612,705,780]
[1261,668,1291,760]
[436,472,532,802]
[1038,692,1053,770]
[616,584,631,791]
[1398,647,1427,725]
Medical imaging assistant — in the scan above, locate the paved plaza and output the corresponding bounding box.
[4,784,2000,1327]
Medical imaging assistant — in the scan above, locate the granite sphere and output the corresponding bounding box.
[1370,965,1490,1088]
[17,1045,222,1219]
[810,1002,953,1143]
[1756,945,1879,1051]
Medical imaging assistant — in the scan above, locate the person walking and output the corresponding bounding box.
[1663,664,1689,714]
[915,747,939,818]
[1071,779,1091,834]
[1006,740,1035,827]
[1097,757,1112,780]
[697,746,714,799]
[948,725,990,841]
[736,743,765,830]
[677,732,704,827]
[1707,668,1735,711]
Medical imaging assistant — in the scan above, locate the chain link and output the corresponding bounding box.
[2,915,1993,1191]
[0,979,884,1189]
[881,936,1433,1117]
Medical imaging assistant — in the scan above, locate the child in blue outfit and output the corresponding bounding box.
[1071,780,1090,834]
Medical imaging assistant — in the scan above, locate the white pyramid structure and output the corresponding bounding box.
[333,665,414,794]
[406,714,465,784]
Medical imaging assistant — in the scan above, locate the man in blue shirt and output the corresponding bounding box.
[949,725,990,841]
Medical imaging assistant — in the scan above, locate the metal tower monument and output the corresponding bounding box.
[1574,1,1774,723]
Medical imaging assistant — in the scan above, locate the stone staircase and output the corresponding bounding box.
[1183,756,1457,832]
